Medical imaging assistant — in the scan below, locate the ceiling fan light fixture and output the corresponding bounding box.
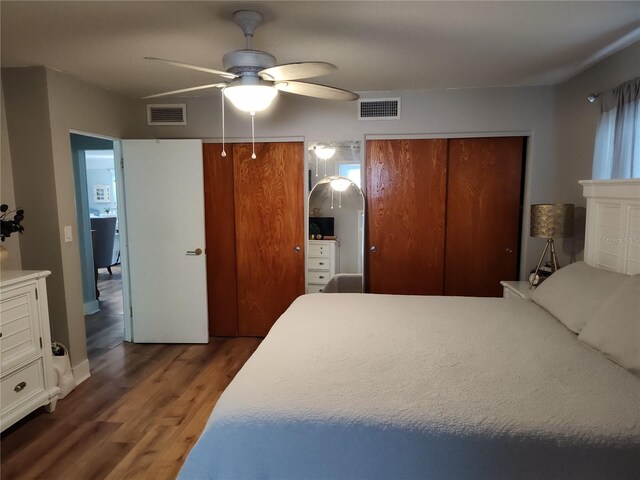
[314,146,336,160]
[223,82,278,114]
[330,178,351,192]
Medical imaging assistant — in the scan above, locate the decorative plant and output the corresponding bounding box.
[0,204,25,241]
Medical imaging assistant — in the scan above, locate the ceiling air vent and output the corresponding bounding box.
[358,98,401,120]
[146,104,187,126]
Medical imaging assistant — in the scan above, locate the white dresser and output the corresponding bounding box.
[307,240,339,293]
[1,270,59,432]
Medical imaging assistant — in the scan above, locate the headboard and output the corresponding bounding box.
[580,179,640,274]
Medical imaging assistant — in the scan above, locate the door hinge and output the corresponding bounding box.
[35,288,38,300]
[121,157,124,169]
[130,305,133,318]
[40,337,43,349]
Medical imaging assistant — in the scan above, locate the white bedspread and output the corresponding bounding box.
[179,294,640,479]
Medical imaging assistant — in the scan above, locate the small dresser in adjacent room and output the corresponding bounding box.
[1,270,59,432]
[307,240,339,293]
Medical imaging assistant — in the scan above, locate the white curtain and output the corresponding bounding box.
[592,77,640,179]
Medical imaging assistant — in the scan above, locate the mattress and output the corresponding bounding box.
[179,294,640,480]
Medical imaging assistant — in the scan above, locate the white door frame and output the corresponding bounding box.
[70,130,133,343]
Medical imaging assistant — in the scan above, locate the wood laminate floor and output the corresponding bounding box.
[1,296,261,479]
[85,265,124,360]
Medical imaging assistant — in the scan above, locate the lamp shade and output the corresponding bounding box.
[530,204,575,238]
[223,77,278,114]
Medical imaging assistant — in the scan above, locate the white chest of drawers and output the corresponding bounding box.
[307,240,339,293]
[1,270,59,432]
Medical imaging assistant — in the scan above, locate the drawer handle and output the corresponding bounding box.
[319,275,325,279]
[14,381,27,393]
[319,262,325,265]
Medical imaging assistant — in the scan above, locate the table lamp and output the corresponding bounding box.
[529,204,575,288]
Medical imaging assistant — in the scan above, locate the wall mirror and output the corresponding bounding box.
[307,171,365,294]
[308,141,362,191]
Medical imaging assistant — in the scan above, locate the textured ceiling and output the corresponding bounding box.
[2,1,639,99]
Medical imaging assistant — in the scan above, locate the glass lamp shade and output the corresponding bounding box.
[330,177,351,192]
[314,147,336,160]
[530,204,575,238]
[223,84,278,114]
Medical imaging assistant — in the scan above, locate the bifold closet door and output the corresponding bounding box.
[203,144,239,336]
[366,139,448,294]
[233,142,305,336]
[444,137,524,297]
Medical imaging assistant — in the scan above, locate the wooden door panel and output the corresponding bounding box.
[203,144,238,336]
[445,137,524,297]
[234,142,305,336]
[366,139,448,295]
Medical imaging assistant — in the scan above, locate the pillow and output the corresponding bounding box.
[578,275,640,377]
[531,261,629,333]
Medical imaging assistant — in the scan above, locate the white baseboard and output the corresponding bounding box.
[84,300,100,315]
[72,359,91,385]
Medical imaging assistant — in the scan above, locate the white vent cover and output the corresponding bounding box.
[358,98,401,120]
[146,104,187,126]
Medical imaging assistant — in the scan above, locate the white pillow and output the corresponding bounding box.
[578,275,640,377]
[531,261,629,333]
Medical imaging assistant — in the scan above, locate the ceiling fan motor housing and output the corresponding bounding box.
[223,49,277,75]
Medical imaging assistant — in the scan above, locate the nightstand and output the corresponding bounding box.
[500,280,534,299]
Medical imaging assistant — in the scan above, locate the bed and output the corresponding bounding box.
[179,180,640,480]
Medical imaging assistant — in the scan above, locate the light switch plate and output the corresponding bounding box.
[64,225,73,243]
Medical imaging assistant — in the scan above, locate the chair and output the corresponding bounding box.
[90,216,117,299]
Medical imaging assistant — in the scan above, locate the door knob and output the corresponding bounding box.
[370,245,377,253]
[294,246,301,252]
[505,248,513,254]
[186,248,203,256]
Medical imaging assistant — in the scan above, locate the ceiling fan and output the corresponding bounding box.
[143,10,360,113]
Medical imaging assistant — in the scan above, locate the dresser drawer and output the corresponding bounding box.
[307,284,325,294]
[0,284,41,370]
[308,244,330,257]
[1,359,45,415]
[308,271,331,285]
[308,257,331,270]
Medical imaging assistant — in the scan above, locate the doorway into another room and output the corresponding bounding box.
[71,133,126,360]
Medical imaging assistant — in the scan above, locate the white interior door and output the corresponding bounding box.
[122,139,208,343]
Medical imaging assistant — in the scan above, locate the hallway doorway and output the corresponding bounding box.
[71,132,129,360]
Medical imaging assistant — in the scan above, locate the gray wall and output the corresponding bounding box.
[2,66,138,370]
[1,83,22,269]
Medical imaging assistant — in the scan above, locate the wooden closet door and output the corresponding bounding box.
[234,142,305,336]
[203,144,238,336]
[445,137,524,297]
[366,139,448,294]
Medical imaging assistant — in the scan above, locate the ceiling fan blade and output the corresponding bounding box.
[275,81,359,101]
[144,57,237,79]
[142,83,227,99]
[259,62,337,81]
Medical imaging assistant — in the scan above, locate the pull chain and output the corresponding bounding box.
[331,189,334,209]
[221,88,226,158]
[315,150,319,177]
[339,190,342,208]
[251,113,257,159]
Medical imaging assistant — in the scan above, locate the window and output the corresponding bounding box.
[338,163,362,188]
[592,77,639,179]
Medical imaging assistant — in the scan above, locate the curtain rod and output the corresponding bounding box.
[587,75,640,104]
